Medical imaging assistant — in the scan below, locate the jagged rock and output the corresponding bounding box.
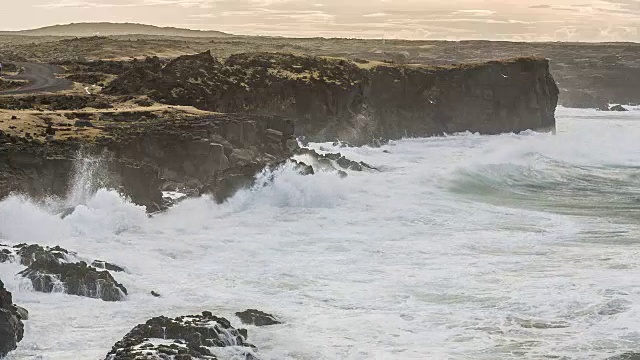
[336,157,363,171]
[14,244,71,266]
[295,148,377,173]
[235,309,281,327]
[104,311,256,360]
[292,160,314,175]
[210,162,266,203]
[1,244,128,301]
[13,306,28,321]
[0,279,25,358]
[19,259,128,301]
[0,247,14,263]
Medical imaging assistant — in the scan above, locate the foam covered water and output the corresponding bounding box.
[2,107,640,359]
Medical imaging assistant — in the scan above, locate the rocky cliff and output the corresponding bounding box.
[0,52,558,211]
[106,51,559,145]
[0,108,295,211]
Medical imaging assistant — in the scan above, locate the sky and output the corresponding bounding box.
[1,0,639,41]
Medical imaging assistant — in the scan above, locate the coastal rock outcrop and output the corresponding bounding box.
[106,52,559,145]
[0,279,25,357]
[0,244,127,301]
[105,311,257,360]
[0,107,295,210]
[235,309,281,327]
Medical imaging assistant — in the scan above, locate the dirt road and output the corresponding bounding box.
[0,62,72,95]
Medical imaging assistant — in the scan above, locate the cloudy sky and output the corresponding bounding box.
[1,0,639,41]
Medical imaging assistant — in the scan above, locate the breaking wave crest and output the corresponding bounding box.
[447,116,640,220]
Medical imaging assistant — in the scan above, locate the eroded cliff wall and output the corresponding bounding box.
[0,112,295,211]
[106,52,559,145]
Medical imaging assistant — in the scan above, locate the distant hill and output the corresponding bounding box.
[0,22,232,37]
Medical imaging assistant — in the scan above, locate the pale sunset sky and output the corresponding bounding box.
[1,0,638,41]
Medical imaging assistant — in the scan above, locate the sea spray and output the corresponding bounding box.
[65,150,113,208]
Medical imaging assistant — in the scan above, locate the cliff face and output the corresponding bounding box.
[0,110,295,211]
[106,52,559,145]
[365,58,558,141]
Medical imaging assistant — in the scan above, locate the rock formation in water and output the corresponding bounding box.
[106,51,559,145]
[0,244,127,301]
[235,309,281,327]
[0,278,25,357]
[105,311,256,360]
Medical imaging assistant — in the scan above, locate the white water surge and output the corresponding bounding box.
[2,107,640,359]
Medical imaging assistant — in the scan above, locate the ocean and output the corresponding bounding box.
[2,107,640,359]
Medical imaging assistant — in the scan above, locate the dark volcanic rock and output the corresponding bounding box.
[0,108,295,211]
[294,147,377,174]
[106,52,558,145]
[235,309,281,327]
[1,244,127,301]
[0,279,25,358]
[292,160,314,175]
[14,244,71,266]
[19,259,128,301]
[105,311,256,360]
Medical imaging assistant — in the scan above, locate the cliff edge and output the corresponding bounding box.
[106,52,559,145]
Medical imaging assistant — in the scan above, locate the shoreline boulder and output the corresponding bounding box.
[105,311,256,360]
[0,279,25,357]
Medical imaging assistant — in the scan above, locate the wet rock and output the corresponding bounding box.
[12,306,28,321]
[235,309,281,327]
[0,248,14,263]
[104,311,256,360]
[1,244,127,301]
[0,279,25,358]
[292,160,314,175]
[13,244,71,266]
[19,259,128,301]
[295,148,377,173]
[336,157,363,171]
[210,162,265,203]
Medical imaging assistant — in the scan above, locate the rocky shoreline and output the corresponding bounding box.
[0,51,559,358]
[0,51,559,212]
[105,51,559,145]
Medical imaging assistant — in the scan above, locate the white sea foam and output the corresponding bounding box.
[2,108,640,359]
